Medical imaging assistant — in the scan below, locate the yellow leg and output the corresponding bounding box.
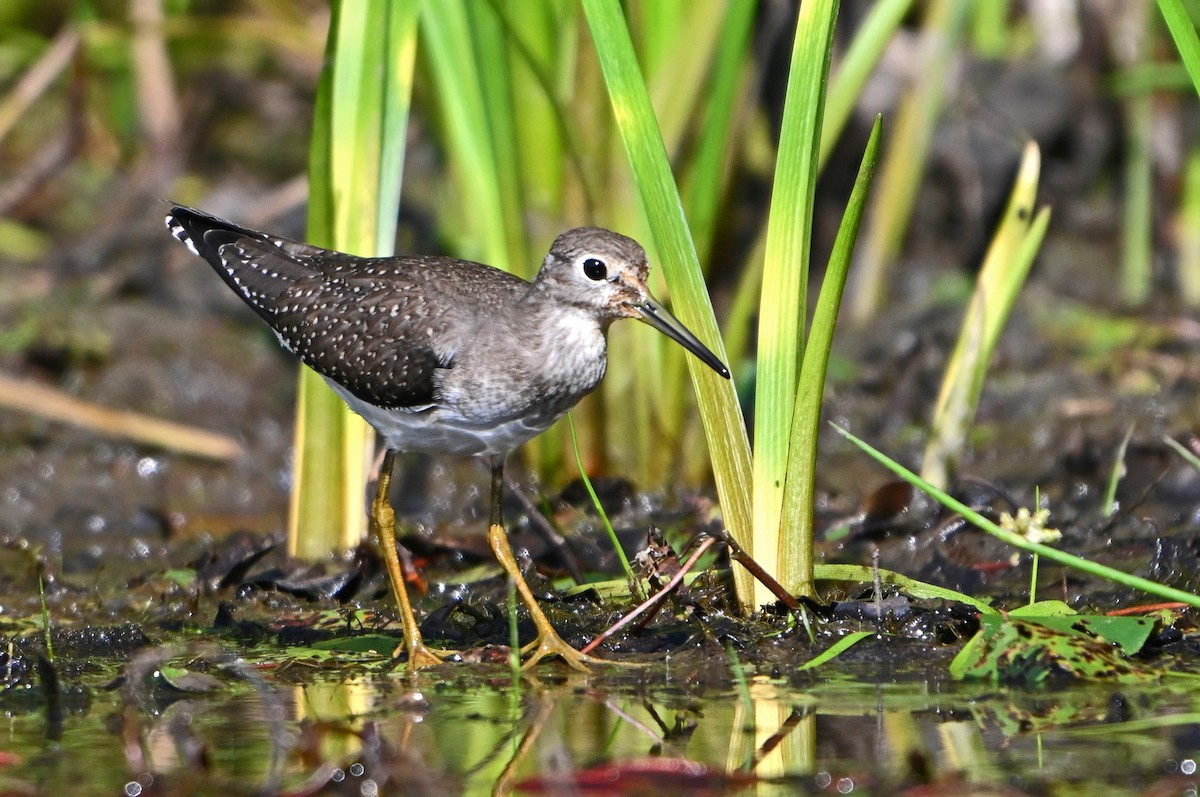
[373,450,444,670]
[488,523,614,672]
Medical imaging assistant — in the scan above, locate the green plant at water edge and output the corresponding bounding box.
[584,0,822,607]
[585,1,899,608]
[920,142,1051,490]
[293,1,901,609]
[745,0,838,607]
[950,604,1160,687]
[581,0,754,606]
[838,424,1200,610]
[777,117,882,599]
[290,0,420,558]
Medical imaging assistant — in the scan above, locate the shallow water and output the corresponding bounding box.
[3,654,1198,796]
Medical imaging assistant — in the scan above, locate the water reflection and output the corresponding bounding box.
[1,662,1198,795]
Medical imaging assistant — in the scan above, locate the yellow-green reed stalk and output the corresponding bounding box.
[290,1,420,558]
[587,0,889,609]
[818,0,915,170]
[920,142,1050,490]
[1122,98,1154,304]
[779,116,882,598]
[583,0,754,608]
[722,0,911,372]
[602,0,752,489]
[419,2,523,270]
[1157,0,1200,304]
[1180,148,1200,306]
[648,0,755,487]
[848,0,969,324]
[750,0,838,606]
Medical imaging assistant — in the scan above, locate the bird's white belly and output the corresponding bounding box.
[325,378,560,456]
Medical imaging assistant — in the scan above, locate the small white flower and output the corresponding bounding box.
[999,506,1061,545]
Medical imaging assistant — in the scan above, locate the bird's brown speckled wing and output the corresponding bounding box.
[168,204,532,409]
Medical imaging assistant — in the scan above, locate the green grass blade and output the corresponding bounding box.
[1157,0,1200,98]
[838,425,1200,610]
[780,115,882,598]
[820,0,914,170]
[567,414,634,583]
[1103,425,1136,518]
[1164,433,1200,473]
[291,0,420,558]
[582,0,754,609]
[419,2,510,267]
[751,0,838,609]
[683,0,756,265]
[815,563,997,614]
[1180,146,1200,305]
[921,142,1050,489]
[848,0,969,322]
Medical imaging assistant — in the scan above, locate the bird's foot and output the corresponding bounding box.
[517,627,642,671]
[486,523,639,671]
[391,638,450,671]
[518,625,602,672]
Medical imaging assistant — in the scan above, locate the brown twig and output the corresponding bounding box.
[580,536,716,655]
[710,527,801,611]
[0,27,81,147]
[0,372,242,461]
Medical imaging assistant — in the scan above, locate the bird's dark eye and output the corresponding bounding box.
[582,257,607,281]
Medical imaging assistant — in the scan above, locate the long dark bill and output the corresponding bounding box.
[634,297,731,379]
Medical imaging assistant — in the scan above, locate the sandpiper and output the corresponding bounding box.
[166,205,730,670]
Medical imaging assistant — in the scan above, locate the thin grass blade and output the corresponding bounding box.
[780,115,882,598]
[921,142,1050,489]
[291,0,420,558]
[839,425,1200,610]
[751,0,839,609]
[582,0,753,609]
[848,0,969,322]
[1157,0,1200,98]
[819,0,914,169]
